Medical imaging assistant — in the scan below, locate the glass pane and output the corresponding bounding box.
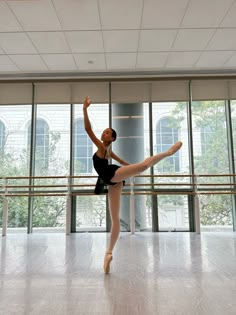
[32,104,70,230]
[0,105,32,232]
[32,196,67,232]
[199,194,233,232]
[7,197,28,231]
[34,104,70,176]
[192,100,233,231]
[76,195,106,231]
[152,102,189,176]
[158,195,189,231]
[152,102,190,231]
[0,105,32,177]
[231,100,236,166]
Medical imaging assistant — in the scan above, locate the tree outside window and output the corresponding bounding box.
[28,119,49,171]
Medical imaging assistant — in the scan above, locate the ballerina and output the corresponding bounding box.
[83,96,183,273]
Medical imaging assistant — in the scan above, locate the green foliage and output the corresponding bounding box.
[0,131,67,228]
[32,196,66,227]
[200,194,232,225]
[173,100,232,226]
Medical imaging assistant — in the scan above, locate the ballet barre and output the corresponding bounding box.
[1,174,236,236]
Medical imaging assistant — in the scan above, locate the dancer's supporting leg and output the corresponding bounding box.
[104,181,123,274]
[111,141,182,183]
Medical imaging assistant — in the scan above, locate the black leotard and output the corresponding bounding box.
[93,153,121,185]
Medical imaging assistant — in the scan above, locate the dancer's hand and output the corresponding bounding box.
[83,96,91,109]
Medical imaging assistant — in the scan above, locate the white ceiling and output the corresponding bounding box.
[1,0,236,78]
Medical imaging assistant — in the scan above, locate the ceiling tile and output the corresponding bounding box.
[42,54,77,71]
[65,31,104,53]
[8,0,61,31]
[195,51,234,68]
[139,30,177,52]
[53,0,101,30]
[10,55,48,71]
[142,0,189,28]
[0,33,37,54]
[207,29,236,50]
[99,0,143,29]
[224,53,236,67]
[221,2,236,27]
[0,2,23,32]
[166,52,200,68]
[103,31,139,53]
[28,32,70,53]
[136,52,168,69]
[74,53,106,71]
[0,55,19,72]
[182,0,234,28]
[0,0,236,76]
[172,29,215,51]
[106,53,136,70]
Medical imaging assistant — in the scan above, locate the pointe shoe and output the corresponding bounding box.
[103,252,113,274]
[168,141,183,156]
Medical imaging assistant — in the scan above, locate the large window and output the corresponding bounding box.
[152,102,189,231]
[1,82,236,233]
[74,118,93,173]
[0,105,32,231]
[31,104,70,231]
[192,100,233,230]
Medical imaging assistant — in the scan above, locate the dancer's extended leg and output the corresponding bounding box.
[104,181,123,273]
[111,141,182,183]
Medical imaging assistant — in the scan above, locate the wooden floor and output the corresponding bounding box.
[0,232,236,315]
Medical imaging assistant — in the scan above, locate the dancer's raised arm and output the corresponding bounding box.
[83,96,102,149]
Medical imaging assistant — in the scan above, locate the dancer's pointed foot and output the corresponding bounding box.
[168,141,183,156]
[104,252,113,274]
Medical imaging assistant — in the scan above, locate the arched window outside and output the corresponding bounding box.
[0,121,6,153]
[74,118,93,173]
[28,119,49,170]
[156,117,180,172]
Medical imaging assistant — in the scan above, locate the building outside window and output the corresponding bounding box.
[156,117,180,173]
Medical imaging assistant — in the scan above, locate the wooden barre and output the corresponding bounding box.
[2,191,236,197]
[2,174,236,180]
[2,182,236,189]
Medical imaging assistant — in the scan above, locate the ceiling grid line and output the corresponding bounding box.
[97,0,107,71]
[135,0,145,70]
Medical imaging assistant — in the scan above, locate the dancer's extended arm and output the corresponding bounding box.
[83,96,103,149]
[110,151,129,166]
